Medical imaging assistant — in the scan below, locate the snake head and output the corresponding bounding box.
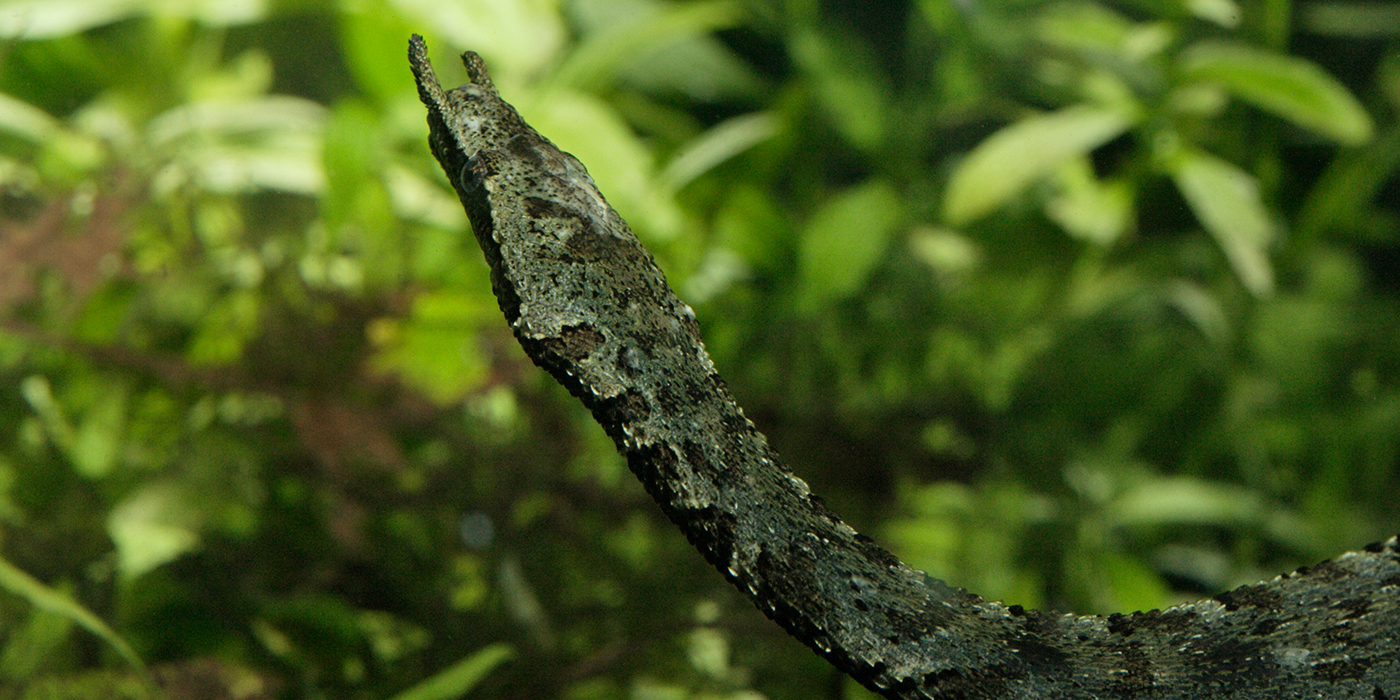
[408,35,620,241]
[408,35,533,192]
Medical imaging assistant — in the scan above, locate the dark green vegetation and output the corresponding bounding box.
[1,1,1397,698]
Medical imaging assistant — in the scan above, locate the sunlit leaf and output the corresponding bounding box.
[660,111,779,190]
[0,94,107,178]
[1179,41,1374,145]
[1044,156,1133,246]
[568,0,763,102]
[384,164,469,230]
[70,381,127,479]
[17,375,127,477]
[390,0,565,79]
[909,227,982,276]
[157,0,266,26]
[0,0,141,39]
[0,0,264,39]
[944,106,1134,225]
[796,178,905,312]
[148,97,326,195]
[686,627,730,679]
[1036,3,1137,57]
[147,97,325,147]
[1169,147,1275,296]
[1108,477,1262,528]
[186,48,274,102]
[550,0,745,92]
[0,92,59,141]
[1185,0,1241,27]
[107,481,204,582]
[165,140,322,194]
[368,292,494,404]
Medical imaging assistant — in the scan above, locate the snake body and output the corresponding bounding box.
[408,36,1400,699]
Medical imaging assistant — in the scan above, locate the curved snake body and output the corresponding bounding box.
[408,36,1400,699]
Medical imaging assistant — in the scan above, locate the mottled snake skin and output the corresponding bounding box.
[409,36,1400,700]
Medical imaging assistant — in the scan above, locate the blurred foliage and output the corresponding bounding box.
[0,0,1397,698]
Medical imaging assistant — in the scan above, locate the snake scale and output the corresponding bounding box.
[408,36,1400,699]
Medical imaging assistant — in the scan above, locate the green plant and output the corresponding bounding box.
[0,0,1395,697]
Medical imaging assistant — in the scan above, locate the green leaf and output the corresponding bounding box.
[19,375,127,479]
[70,380,127,479]
[1169,147,1275,296]
[339,0,417,105]
[1185,0,1242,28]
[1166,280,1230,345]
[1098,551,1171,613]
[384,164,469,230]
[393,0,566,79]
[148,97,326,148]
[713,184,791,268]
[660,111,779,191]
[0,93,106,179]
[0,1,264,39]
[1301,2,1400,38]
[186,290,261,364]
[550,0,745,92]
[686,627,731,679]
[796,179,906,312]
[908,227,982,276]
[0,92,59,142]
[0,556,147,676]
[1108,477,1262,528]
[74,285,137,345]
[146,97,326,194]
[0,600,72,681]
[1296,124,1400,241]
[107,481,204,582]
[0,459,23,526]
[1179,42,1374,145]
[323,99,393,240]
[368,292,493,404]
[883,482,973,581]
[1044,156,1133,246]
[0,0,141,39]
[1036,2,1149,59]
[569,0,763,102]
[790,26,890,152]
[944,106,1133,225]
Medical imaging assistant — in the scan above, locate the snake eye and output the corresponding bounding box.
[459,156,482,192]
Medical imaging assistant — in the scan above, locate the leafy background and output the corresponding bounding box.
[1,0,1398,698]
